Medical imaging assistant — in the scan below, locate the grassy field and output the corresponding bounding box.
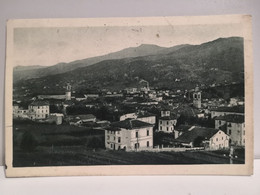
[13,120,244,167]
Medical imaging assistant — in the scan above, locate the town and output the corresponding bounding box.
[13,80,245,166]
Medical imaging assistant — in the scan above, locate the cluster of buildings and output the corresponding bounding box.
[13,82,245,152]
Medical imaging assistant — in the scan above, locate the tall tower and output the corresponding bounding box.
[65,83,72,100]
[193,85,201,108]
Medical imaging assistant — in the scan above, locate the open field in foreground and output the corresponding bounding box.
[13,120,244,167]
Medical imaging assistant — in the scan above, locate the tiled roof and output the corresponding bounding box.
[215,114,244,123]
[210,106,244,113]
[176,127,219,143]
[175,125,193,132]
[219,124,227,134]
[137,112,156,118]
[29,101,49,106]
[110,119,153,130]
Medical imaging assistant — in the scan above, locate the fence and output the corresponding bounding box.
[127,146,204,152]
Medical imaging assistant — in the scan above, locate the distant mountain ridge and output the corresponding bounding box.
[14,37,244,95]
[14,43,189,82]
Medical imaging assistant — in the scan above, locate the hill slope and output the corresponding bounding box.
[14,37,244,95]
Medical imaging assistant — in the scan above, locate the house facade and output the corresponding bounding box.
[13,105,29,119]
[158,116,177,133]
[175,127,229,150]
[208,130,230,150]
[215,114,245,146]
[210,106,244,118]
[28,101,50,120]
[105,119,153,151]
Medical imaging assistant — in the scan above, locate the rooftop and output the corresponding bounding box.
[176,127,219,143]
[175,125,194,132]
[136,112,156,118]
[210,106,244,113]
[215,114,244,123]
[110,119,153,130]
[29,101,49,106]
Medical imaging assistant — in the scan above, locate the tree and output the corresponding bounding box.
[20,131,38,152]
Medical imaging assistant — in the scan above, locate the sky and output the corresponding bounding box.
[13,23,244,66]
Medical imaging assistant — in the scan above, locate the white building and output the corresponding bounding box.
[13,104,29,119]
[215,114,245,146]
[176,127,230,150]
[158,110,177,133]
[105,119,154,151]
[158,116,177,133]
[28,101,49,120]
[210,106,244,118]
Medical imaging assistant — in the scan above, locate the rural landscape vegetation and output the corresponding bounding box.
[13,35,245,167]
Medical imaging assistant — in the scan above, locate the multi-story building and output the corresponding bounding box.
[215,114,245,146]
[175,127,230,150]
[105,119,154,151]
[158,116,177,133]
[13,104,29,119]
[210,106,244,118]
[158,110,177,133]
[28,101,50,120]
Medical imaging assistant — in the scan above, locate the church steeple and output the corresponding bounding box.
[65,83,71,100]
[193,85,201,108]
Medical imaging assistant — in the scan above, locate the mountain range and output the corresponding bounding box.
[13,37,244,95]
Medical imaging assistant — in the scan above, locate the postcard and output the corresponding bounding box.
[5,15,253,177]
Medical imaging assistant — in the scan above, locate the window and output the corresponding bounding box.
[167,121,169,125]
[135,143,139,149]
[160,126,162,131]
[243,130,245,135]
[216,138,218,141]
[147,130,149,136]
[114,136,115,141]
[167,127,169,131]
[118,137,121,143]
[160,121,162,124]
[147,141,149,147]
[136,132,138,138]
[229,130,232,135]
[107,135,110,140]
[111,144,113,148]
[222,137,223,140]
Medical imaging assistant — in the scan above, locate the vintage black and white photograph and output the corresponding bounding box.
[5,15,253,177]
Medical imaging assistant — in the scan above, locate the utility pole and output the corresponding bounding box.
[229,145,234,164]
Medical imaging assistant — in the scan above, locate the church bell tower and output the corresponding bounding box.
[193,85,201,108]
[65,83,72,100]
